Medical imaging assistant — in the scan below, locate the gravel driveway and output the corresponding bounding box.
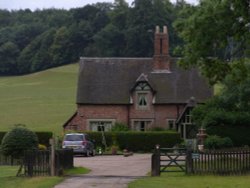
[54,154,151,188]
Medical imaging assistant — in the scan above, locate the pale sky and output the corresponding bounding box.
[0,0,198,11]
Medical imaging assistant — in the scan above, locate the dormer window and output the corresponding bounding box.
[135,82,151,110]
[138,93,147,106]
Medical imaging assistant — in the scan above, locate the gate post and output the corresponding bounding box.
[186,149,193,174]
[151,145,160,176]
[50,138,55,176]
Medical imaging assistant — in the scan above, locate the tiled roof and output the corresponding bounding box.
[76,57,212,104]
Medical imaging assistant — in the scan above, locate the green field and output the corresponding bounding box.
[129,173,250,188]
[0,166,90,188]
[0,64,78,135]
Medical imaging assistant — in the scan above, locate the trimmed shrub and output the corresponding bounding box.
[205,135,233,149]
[0,131,53,147]
[81,131,182,152]
[148,127,165,131]
[111,122,129,132]
[1,127,38,159]
[207,125,250,147]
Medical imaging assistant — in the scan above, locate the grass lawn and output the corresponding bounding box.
[129,172,250,188]
[0,165,89,188]
[0,64,78,135]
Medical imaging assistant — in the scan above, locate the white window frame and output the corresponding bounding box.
[166,119,176,130]
[131,119,154,131]
[87,119,115,132]
[136,91,150,110]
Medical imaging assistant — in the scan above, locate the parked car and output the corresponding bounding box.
[62,133,95,156]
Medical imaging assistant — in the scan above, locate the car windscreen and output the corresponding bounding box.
[64,135,84,141]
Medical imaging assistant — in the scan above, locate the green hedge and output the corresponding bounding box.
[207,126,250,147]
[0,132,6,144]
[82,131,182,152]
[0,131,53,147]
[35,132,53,146]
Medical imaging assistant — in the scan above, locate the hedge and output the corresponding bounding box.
[207,125,250,147]
[0,131,53,147]
[82,131,182,152]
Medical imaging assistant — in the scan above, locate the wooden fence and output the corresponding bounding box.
[24,150,50,176]
[187,149,250,175]
[0,150,20,166]
[152,147,250,176]
[23,149,73,177]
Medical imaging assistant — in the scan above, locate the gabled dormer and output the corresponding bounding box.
[130,73,155,110]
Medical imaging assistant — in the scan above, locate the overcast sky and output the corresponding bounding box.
[0,0,198,11]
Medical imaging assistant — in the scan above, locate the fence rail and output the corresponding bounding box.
[0,150,20,166]
[23,149,73,177]
[152,147,250,176]
[187,149,250,175]
[24,150,50,176]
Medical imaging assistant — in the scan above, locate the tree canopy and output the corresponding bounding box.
[0,0,185,75]
[174,0,250,84]
[1,126,38,159]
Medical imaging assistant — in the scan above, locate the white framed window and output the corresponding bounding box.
[88,119,115,132]
[135,82,151,110]
[132,120,153,131]
[167,119,176,130]
[184,109,192,124]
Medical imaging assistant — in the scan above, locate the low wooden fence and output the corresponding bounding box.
[23,149,73,177]
[24,150,50,176]
[0,150,20,166]
[187,149,250,175]
[152,147,250,176]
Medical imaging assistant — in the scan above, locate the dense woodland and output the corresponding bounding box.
[0,0,190,75]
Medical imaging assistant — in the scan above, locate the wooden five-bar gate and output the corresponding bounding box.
[152,147,250,176]
[152,147,187,176]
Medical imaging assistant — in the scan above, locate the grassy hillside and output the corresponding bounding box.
[0,64,78,135]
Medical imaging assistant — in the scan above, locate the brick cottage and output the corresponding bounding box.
[63,26,213,139]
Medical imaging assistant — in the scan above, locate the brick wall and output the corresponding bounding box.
[64,103,186,131]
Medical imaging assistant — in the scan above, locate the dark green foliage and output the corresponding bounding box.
[204,135,233,150]
[82,131,182,152]
[35,132,53,147]
[148,127,165,131]
[111,122,129,132]
[1,127,38,159]
[206,126,250,147]
[192,61,250,146]
[174,0,250,84]
[0,1,186,75]
[0,132,6,144]
[0,131,53,147]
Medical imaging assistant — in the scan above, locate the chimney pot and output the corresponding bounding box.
[163,26,168,34]
[155,25,160,33]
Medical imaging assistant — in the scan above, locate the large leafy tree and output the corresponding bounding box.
[192,61,250,145]
[174,0,250,84]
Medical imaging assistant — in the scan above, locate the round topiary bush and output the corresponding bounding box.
[1,126,38,159]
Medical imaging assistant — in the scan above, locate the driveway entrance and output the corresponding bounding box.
[54,154,151,188]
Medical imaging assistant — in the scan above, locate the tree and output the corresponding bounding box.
[1,126,38,176]
[174,0,250,84]
[0,41,20,74]
[192,61,250,145]
[1,126,38,158]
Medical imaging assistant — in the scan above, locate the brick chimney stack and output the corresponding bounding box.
[153,25,170,72]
